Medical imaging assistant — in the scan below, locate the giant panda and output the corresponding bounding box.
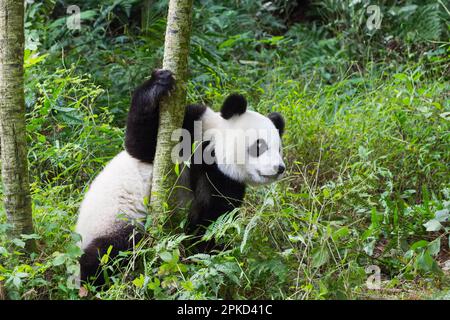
[75,69,286,285]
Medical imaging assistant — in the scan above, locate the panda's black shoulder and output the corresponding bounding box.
[182,104,208,135]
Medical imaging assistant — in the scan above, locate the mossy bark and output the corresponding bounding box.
[0,0,35,251]
[150,0,193,225]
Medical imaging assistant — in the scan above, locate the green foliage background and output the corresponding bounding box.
[0,0,449,299]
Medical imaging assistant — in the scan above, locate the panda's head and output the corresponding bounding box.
[203,94,286,185]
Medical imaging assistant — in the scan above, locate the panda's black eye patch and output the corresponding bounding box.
[249,139,268,157]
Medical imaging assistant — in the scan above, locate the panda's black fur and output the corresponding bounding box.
[76,69,285,286]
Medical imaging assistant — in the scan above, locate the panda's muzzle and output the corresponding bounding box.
[259,166,285,180]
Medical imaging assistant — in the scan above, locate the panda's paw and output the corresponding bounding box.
[151,69,175,90]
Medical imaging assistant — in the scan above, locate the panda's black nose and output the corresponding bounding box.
[277,165,286,175]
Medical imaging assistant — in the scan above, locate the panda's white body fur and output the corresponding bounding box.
[76,151,152,249]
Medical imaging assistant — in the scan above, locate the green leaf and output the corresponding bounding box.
[364,239,376,256]
[416,251,434,272]
[147,277,160,290]
[410,240,429,251]
[332,227,350,241]
[394,73,408,82]
[13,277,22,288]
[52,254,67,266]
[132,274,145,288]
[423,219,442,232]
[159,251,172,263]
[311,247,329,268]
[435,209,449,222]
[100,245,113,265]
[66,244,82,258]
[172,249,180,262]
[21,233,40,240]
[181,280,194,291]
[288,234,306,244]
[12,238,26,248]
[143,196,149,207]
[15,272,29,278]
[0,247,8,256]
[174,162,180,177]
[428,238,441,256]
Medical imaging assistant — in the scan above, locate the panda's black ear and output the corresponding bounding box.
[220,94,247,119]
[268,112,285,136]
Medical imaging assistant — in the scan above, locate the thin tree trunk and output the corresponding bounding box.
[0,0,35,250]
[150,0,193,224]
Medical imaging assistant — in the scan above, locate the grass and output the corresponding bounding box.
[0,0,449,300]
[2,55,448,299]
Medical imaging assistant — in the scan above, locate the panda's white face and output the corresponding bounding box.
[206,110,285,185]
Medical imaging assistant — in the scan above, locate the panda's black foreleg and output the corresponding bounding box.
[186,198,236,253]
[125,69,175,163]
[186,165,246,253]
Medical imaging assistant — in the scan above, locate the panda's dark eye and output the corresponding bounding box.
[249,139,268,157]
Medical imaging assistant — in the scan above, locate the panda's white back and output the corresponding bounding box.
[75,151,153,249]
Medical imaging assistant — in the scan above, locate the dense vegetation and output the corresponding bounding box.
[0,0,449,300]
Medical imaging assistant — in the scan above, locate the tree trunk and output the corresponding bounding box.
[150,0,193,224]
[0,0,35,250]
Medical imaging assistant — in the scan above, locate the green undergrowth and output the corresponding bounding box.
[1,0,449,300]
